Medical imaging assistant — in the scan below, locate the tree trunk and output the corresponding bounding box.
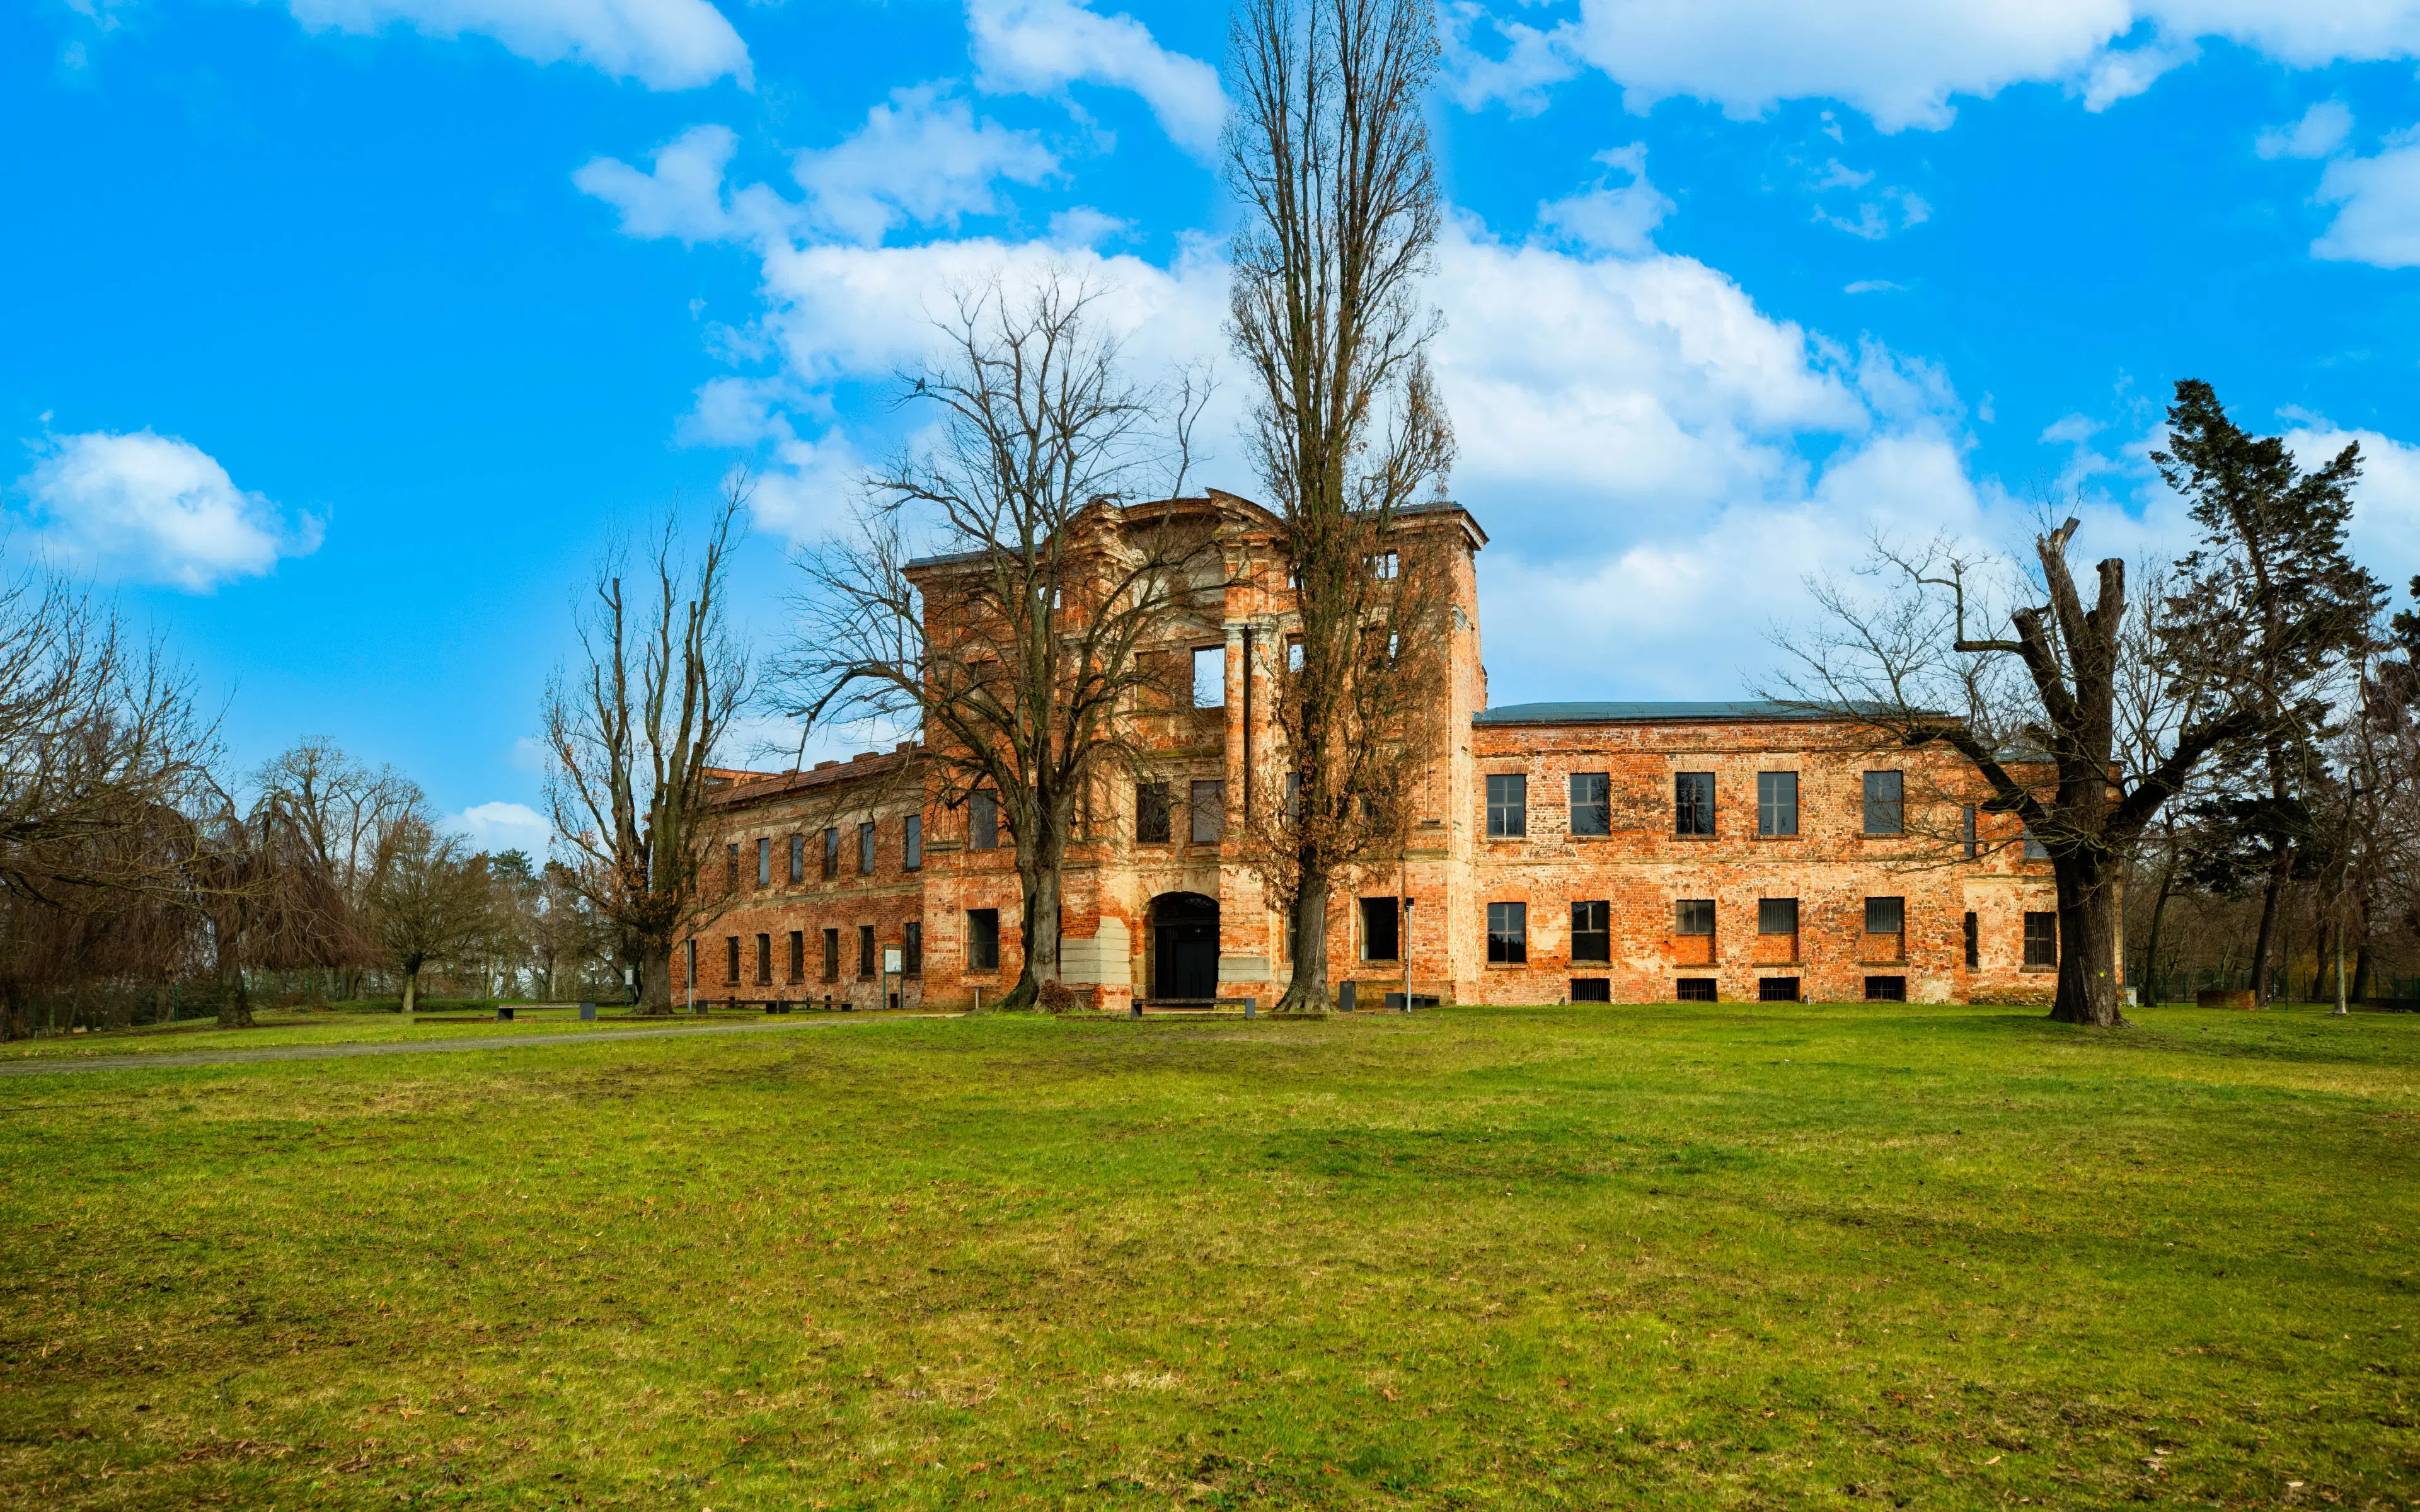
[2351,942,2373,1006]
[1278,868,1332,1014]
[2249,850,2287,1007]
[216,966,254,1028]
[400,963,420,1015]
[2142,859,2179,1007]
[2046,856,2126,1027]
[1001,861,1063,1011]
[637,944,674,1014]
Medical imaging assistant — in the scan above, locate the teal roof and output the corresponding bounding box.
[1473,701,1823,725]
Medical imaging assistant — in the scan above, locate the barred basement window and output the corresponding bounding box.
[1569,772,1611,836]
[858,820,877,875]
[1570,900,1611,963]
[1674,898,1715,936]
[1759,976,1800,1002]
[1757,771,1799,837]
[1863,771,1904,835]
[2024,910,2059,966]
[1136,782,1172,843]
[1864,975,1907,1002]
[859,924,877,978]
[1758,897,1799,935]
[904,814,923,871]
[1485,773,1527,837]
[1676,978,1717,1002]
[1864,896,1905,936]
[1674,772,1715,836]
[1487,902,1528,964]
[822,827,839,879]
[967,909,1001,971]
[970,791,1000,850]
[1569,978,1611,1003]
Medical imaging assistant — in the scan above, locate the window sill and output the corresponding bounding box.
[2020,964,2058,974]
[1484,961,1530,970]
[1753,833,1802,842]
[1669,833,1719,841]
[1858,959,1909,968]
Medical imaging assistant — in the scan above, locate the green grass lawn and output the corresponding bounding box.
[0,1004,897,1062]
[1,1004,2414,1509]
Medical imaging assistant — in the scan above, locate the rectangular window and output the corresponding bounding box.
[756,837,771,886]
[724,934,740,985]
[1193,644,1225,708]
[1758,897,1799,935]
[1758,771,1799,837]
[1864,770,1905,835]
[1962,805,1978,859]
[1570,977,1611,1002]
[1136,782,1171,842]
[858,820,877,875]
[1190,779,1224,844]
[725,843,739,892]
[967,908,1001,971]
[1864,975,1907,1002]
[755,932,772,985]
[902,922,923,976]
[1373,549,1398,580]
[1865,896,1906,936]
[1360,896,1400,962]
[1674,772,1715,836]
[970,791,1000,850]
[1286,636,1305,673]
[1570,900,1611,963]
[1568,772,1610,836]
[822,928,839,983]
[2023,824,2048,860]
[858,924,877,978]
[1485,773,1528,837]
[788,929,804,982]
[1674,898,1715,936]
[1676,978,1717,1002]
[1759,976,1800,1002]
[822,827,839,879]
[2024,911,2059,966]
[1486,902,1528,964]
[904,814,923,871]
[788,832,805,883]
[1964,910,1980,968]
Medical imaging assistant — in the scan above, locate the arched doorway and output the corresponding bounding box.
[1150,891,1220,1000]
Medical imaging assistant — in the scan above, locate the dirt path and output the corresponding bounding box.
[0,1015,960,1078]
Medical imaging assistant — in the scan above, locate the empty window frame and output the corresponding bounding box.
[1373,549,1398,580]
[1964,911,1979,968]
[1674,898,1715,936]
[1864,975,1907,1002]
[1863,770,1905,835]
[724,935,740,985]
[1136,782,1172,843]
[1570,900,1611,963]
[725,843,739,892]
[1568,772,1610,837]
[1485,773,1528,837]
[2024,910,2059,967]
[1192,645,1225,708]
[1570,978,1611,1003]
[756,837,771,886]
[1759,976,1800,1002]
[1758,771,1799,837]
[858,820,877,876]
[967,908,1001,971]
[1190,779,1225,844]
[1487,902,1528,965]
[755,932,772,985]
[902,922,923,976]
[969,791,1000,850]
[822,928,840,983]
[2023,824,2049,860]
[858,924,877,978]
[1676,978,1717,1002]
[788,929,805,982]
[788,832,805,883]
[1758,897,1799,936]
[1962,805,1978,859]
[822,827,840,879]
[904,814,923,871]
[1285,635,1305,673]
[1360,896,1400,961]
[1864,896,1906,936]
[1674,772,1715,836]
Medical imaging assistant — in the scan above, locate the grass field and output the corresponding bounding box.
[1,1003,2414,1509]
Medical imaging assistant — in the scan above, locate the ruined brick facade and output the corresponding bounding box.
[676,494,2065,1011]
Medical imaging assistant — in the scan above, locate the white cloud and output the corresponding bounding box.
[2314,137,2420,268]
[1843,278,1905,294]
[1444,1,2420,131]
[2256,98,2353,159]
[16,430,323,592]
[451,801,551,857]
[792,85,1058,245]
[285,0,749,91]
[1536,144,1673,255]
[966,0,1226,159]
[2286,425,2420,587]
[1814,186,1931,239]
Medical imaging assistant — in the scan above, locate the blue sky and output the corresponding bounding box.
[11,0,2420,854]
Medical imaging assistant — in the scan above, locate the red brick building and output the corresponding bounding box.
[676,493,2065,1011]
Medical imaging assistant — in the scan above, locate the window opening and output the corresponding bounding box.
[1759,976,1800,1002]
[1485,773,1527,837]
[1136,782,1171,843]
[1676,978,1717,1002]
[858,820,877,875]
[1758,897,1799,935]
[1675,772,1715,836]
[1674,898,1715,936]
[1570,900,1611,963]
[1757,771,1799,837]
[1863,770,1905,835]
[1486,902,1528,964]
[1360,896,1400,961]
[1864,976,1907,1002]
[967,909,1001,971]
[1568,772,1610,836]
[1190,779,1224,844]
[1570,978,1611,1002]
[1193,645,1225,708]
[2024,910,2059,966]
[902,922,923,976]
[904,814,923,871]
[1865,896,1906,936]
[970,791,999,850]
[858,924,877,978]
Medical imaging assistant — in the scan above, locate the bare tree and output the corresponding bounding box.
[543,493,750,1014]
[776,277,1212,1009]
[366,818,493,1012]
[253,738,425,999]
[1226,0,1457,1013]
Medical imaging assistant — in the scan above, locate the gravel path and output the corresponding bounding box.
[0,1015,955,1078]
